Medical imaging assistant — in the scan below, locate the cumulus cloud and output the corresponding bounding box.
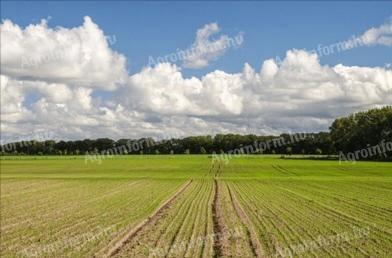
[1,17,391,142]
[124,63,203,115]
[360,19,392,46]
[182,23,243,69]
[0,16,127,90]
[123,63,243,116]
[0,75,30,122]
[124,49,391,121]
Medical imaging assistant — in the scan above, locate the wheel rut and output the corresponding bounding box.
[227,185,265,258]
[212,178,230,257]
[99,179,193,257]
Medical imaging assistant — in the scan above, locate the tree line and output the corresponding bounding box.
[1,106,391,160]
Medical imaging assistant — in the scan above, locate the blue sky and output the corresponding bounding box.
[2,1,391,77]
[1,1,391,141]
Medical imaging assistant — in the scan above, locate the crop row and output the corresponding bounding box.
[112,179,214,257]
[1,178,185,257]
[228,178,391,257]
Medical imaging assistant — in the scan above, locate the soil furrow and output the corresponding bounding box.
[212,179,231,257]
[151,184,200,253]
[227,184,265,258]
[99,179,193,257]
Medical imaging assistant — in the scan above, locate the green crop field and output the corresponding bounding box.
[1,155,391,257]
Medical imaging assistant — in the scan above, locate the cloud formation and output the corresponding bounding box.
[124,49,391,120]
[0,16,127,90]
[182,23,243,69]
[1,17,391,142]
[360,19,392,46]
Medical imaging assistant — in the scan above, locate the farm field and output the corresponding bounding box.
[1,155,391,257]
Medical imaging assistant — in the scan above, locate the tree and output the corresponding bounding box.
[0,106,389,159]
[330,106,392,160]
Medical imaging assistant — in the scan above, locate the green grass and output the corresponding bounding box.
[1,156,206,257]
[1,155,210,179]
[1,155,391,257]
[114,179,215,258]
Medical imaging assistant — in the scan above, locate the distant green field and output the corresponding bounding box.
[1,155,391,257]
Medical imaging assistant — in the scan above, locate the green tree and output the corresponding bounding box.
[330,106,392,160]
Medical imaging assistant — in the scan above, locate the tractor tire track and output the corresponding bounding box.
[227,184,265,257]
[212,179,231,257]
[233,181,297,256]
[100,179,193,257]
[152,184,201,253]
[271,165,296,176]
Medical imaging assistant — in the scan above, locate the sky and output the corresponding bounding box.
[1,1,391,142]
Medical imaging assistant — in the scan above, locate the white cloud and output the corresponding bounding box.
[124,63,203,115]
[0,16,127,90]
[360,19,392,46]
[0,75,30,122]
[182,23,243,69]
[1,18,391,142]
[123,63,244,116]
[128,49,391,115]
